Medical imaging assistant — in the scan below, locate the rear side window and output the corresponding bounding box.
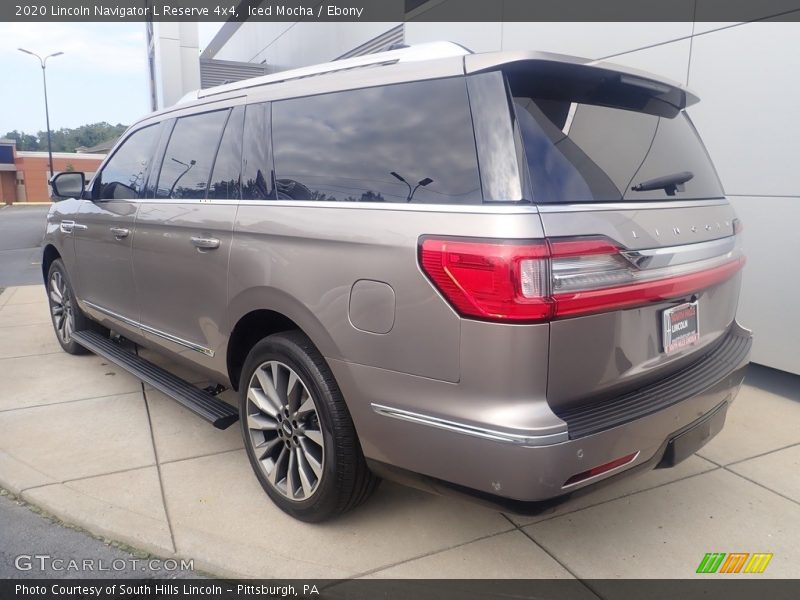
[208,106,244,200]
[241,102,275,200]
[94,124,160,200]
[155,109,229,199]
[271,78,482,204]
[512,90,724,203]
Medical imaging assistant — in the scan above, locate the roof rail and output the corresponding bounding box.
[179,41,471,104]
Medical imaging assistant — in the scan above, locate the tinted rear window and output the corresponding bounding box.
[155,109,229,200]
[271,78,482,204]
[513,96,724,203]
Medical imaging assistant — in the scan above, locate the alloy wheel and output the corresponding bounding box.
[246,360,325,501]
[49,271,74,344]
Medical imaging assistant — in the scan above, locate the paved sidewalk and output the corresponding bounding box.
[1,284,799,579]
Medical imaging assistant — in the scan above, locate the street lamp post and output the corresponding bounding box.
[390,171,434,202]
[18,48,63,182]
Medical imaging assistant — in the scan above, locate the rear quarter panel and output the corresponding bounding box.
[229,204,546,384]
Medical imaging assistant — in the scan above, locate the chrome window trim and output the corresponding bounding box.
[371,403,568,447]
[83,301,215,357]
[112,197,729,214]
[122,198,540,214]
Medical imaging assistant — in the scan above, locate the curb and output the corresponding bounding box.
[0,454,233,579]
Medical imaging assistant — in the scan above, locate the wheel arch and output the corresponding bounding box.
[41,244,62,282]
[226,287,341,391]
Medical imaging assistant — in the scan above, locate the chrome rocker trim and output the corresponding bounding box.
[83,301,215,357]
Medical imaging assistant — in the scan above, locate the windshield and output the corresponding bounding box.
[513,96,724,203]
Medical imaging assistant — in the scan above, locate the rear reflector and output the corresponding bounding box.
[563,452,638,487]
[419,235,744,323]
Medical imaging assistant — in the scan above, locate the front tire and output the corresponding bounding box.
[239,331,379,522]
[46,259,107,355]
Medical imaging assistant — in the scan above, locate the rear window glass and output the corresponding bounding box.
[155,109,229,200]
[513,96,724,203]
[271,78,482,204]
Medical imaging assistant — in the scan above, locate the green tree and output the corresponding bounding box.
[3,122,128,153]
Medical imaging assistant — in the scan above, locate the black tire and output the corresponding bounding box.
[239,330,379,522]
[46,259,108,355]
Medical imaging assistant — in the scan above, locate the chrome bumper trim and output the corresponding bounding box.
[371,403,569,447]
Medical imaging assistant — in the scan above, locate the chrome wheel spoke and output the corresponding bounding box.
[248,387,279,418]
[247,359,324,502]
[295,393,314,417]
[63,315,73,341]
[49,288,62,303]
[286,371,300,413]
[248,413,278,431]
[268,447,288,486]
[303,428,324,447]
[286,448,297,498]
[254,367,284,411]
[295,448,315,497]
[255,436,283,460]
[298,439,322,479]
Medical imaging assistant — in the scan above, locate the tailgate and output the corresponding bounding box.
[540,203,742,410]
[500,55,745,409]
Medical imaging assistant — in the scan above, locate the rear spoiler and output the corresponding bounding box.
[465,50,699,118]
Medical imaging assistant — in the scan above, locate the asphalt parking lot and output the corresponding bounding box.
[0,204,49,288]
[1,282,799,579]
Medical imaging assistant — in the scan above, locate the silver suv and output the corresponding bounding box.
[43,42,751,522]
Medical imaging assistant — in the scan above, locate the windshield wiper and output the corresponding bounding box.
[631,171,694,196]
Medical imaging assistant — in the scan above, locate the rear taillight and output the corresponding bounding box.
[419,235,744,323]
[419,239,552,322]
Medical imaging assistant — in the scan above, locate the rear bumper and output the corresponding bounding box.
[335,321,751,504]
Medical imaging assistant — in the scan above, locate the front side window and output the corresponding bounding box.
[271,78,482,204]
[155,109,229,199]
[93,124,160,200]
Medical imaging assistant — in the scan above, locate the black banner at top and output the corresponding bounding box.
[3,0,800,22]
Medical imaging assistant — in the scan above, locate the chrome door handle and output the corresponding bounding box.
[60,220,87,233]
[190,236,220,250]
[110,227,130,239]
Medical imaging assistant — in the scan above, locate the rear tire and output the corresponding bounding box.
[46,259,107,355]
[239,330,379,522]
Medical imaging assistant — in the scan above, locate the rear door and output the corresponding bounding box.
[131,106,243,378]
[506,67,743,410]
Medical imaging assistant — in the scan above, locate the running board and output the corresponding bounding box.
[71,330,239,430]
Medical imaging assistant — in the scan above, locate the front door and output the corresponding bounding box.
[73,123,163,335]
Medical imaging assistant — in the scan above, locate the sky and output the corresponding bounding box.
[0,22,221,136]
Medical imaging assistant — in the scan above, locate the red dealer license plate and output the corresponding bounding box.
[662,301,700,354]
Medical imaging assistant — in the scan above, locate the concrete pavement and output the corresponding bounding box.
[0,283,799,579]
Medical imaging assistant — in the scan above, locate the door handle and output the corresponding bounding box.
[191,236,220,250]
[60,220,87,234]
[110,227,130,239]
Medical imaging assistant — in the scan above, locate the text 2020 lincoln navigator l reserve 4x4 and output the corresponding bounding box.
[42,42,751,521]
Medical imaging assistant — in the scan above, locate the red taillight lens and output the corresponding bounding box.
[419,235,744,323]
[419,238,553,322]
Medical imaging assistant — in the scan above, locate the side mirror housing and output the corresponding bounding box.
[50,172,86,201]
